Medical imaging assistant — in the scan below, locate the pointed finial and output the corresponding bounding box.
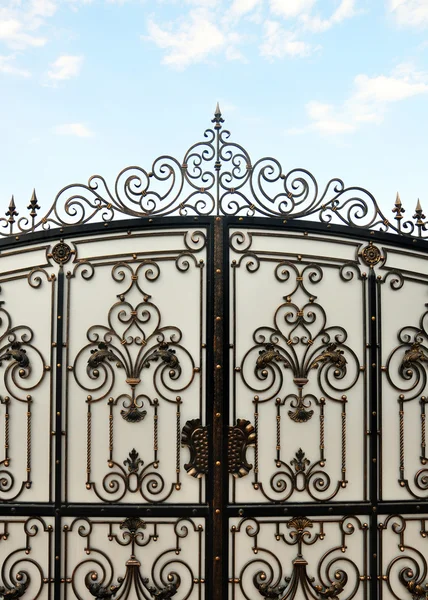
[27,189,40,219]
[6,196,18,220]
[212,102,224,128]
[392,192,404,229]
[6,195,18,233]
[413,198,426,236]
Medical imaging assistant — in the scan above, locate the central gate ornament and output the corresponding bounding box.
[3,105,428,234]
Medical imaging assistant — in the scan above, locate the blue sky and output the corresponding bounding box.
[1,0,428,220]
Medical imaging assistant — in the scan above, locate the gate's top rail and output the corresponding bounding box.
[3,105,426,238]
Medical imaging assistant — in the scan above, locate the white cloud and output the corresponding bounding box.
[388,0,428,27]
[0,55,31,77]
[0,0,59,50]
[260,20,315,57]
[270,0,316,18]
[30,0,57,18]
[353,72,428,103]
[304,101,358,134]
[145,11,229,68]
[301,0,356,31]
[289,63,428,137]
[0,17,47,49]
[48,55,83,80]
[229,0,261,17]
[55,123,94,137]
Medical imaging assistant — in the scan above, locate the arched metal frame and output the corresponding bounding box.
[0,109,427,600]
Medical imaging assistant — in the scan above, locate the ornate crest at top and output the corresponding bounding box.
[2,108,427,237]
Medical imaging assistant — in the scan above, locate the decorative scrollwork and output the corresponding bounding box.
[0,518,50,599]
[4,106,427,235]
[385,304,428,498]
[236,261,359,501]
[0,293,47,501]
[72,258,200,503]
[68,517,202,600]
[382,515,428,600]
[233,516,366,600]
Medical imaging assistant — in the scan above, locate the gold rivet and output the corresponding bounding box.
[216,461,221,466]
[216,412,221,417]
[216,268,221,274]
[216,364,221,369]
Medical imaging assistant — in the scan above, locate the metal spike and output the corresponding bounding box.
[27,189,40,218]
[413,198,426,236]
[6,195,18,233]
[212,102,224,127]
[392,192,404,229]
[6,196,18,220]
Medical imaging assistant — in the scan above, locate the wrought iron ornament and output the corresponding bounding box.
[2,105,428,234]
[231,515,368,600]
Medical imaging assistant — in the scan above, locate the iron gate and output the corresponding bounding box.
[0,108,427,600]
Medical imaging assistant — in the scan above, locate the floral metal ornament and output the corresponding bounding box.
[50,241,73,264]
[360,241,382,267]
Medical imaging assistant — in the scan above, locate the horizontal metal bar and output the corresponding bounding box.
[2,214,428,254]
[0,504,56,517]
[225,503,374,517]
[59,504,210,517]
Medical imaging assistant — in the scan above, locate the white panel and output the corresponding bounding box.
[65,228,207,504]
[229,228,367,503]
[0,245,56,502]
[377,243,428,501]
[229,515,369,599]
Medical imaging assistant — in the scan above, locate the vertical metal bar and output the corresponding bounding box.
[368,270,379,599]
[210,216,226,600]
[54,268,65,599]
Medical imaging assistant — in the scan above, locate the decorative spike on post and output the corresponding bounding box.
[392,192,405,231]
[212,102,224,128]
[413,199,427,237]
[6,196,18,234]
[27,189,40,230]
